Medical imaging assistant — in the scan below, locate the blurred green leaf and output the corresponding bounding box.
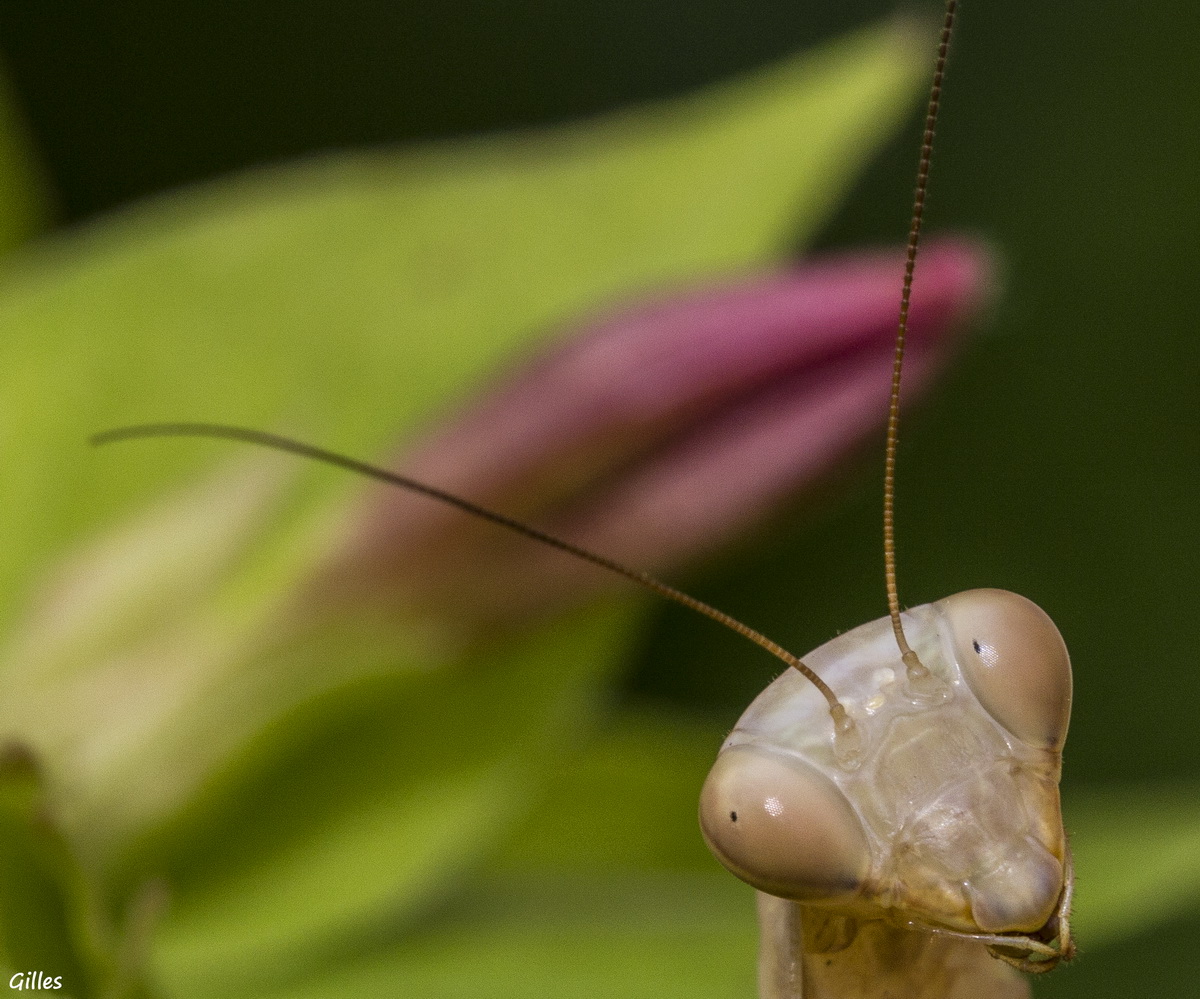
[0,744,92,988]
[0,743,155,999]
[262,872,758,999]
[1067,783,1200,948]
[1,20,925,853]
[145,605,642,997]
[0,21,929,997]
[491,710,724,874]
[0,20,924,628]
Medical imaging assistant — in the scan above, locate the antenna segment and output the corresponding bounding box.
[91,7,963,766]
[91,423,858,750]
[883,0,957,688]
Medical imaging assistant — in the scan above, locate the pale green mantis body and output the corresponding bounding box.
[95,3,1076,997]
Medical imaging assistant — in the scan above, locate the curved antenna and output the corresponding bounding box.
[92,422,861,755]
[884,0,957,688]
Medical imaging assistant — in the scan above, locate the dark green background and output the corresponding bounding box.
[2,1,1196,994]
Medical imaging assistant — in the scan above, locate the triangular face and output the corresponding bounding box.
[701,589,1073,969]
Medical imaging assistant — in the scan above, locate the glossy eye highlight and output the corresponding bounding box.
[938,588,1073,750]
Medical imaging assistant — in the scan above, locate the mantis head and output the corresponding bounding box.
[700,588,1075,971]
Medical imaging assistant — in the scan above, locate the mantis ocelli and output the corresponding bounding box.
[92,2,1075,997]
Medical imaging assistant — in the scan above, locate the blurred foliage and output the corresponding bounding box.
[0,19,931,999]
[0,65,48,251]
[0,744,156,998]
[0,1,1197,997]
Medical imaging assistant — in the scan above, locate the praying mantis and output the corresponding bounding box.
[0,0,1191,994]
[702,7,1074,996]
[91,3,1080,997]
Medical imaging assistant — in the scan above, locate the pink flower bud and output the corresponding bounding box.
[314,238,991,630]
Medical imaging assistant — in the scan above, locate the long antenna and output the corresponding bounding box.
[91,10,962,761]
[91,422,862,758]
[884,0,957,689]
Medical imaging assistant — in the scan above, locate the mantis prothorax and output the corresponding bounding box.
[93,2,1074,996]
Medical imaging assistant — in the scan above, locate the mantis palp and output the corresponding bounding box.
[93,3,1074,996]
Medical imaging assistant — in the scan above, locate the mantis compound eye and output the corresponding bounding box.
[939,588,1073,751]
[699,744,869,901]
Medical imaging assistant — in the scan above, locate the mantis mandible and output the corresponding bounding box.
[93,2,1075,996]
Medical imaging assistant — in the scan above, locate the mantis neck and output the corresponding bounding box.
[755,894,1030,999]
